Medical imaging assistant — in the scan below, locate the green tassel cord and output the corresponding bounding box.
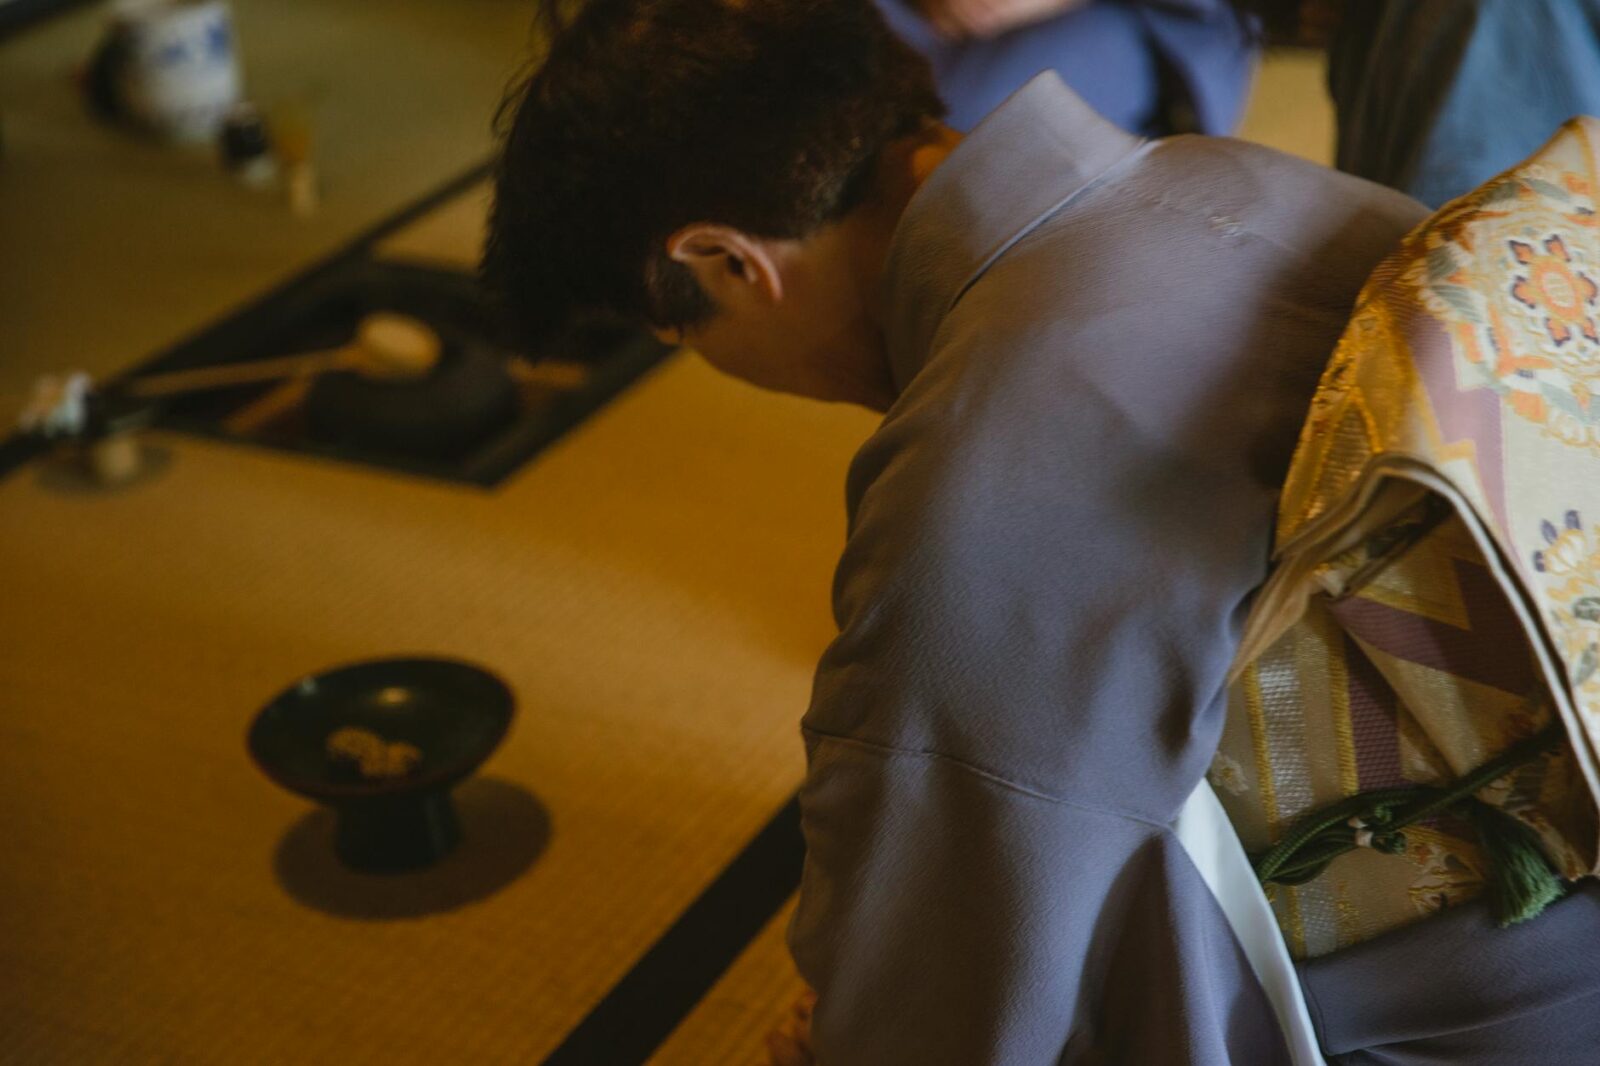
[1252,721,1568,927]
[1465,798,1566,926]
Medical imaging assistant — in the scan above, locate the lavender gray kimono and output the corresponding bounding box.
[788,74,1600,1064]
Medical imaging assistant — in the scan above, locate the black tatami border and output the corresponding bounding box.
[541,796,805,1066]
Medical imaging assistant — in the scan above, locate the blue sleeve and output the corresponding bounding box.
[1331,0,1600,207]
[876,0,1254,135]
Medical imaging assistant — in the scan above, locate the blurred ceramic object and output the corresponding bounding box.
[18,372,95,439]
[87,433,143,485]
[218,101,277,186]
[272,100,319,215]
[94,0,242,142]
[80,390,157,487]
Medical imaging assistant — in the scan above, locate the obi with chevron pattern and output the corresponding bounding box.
[1211,119,1600,957]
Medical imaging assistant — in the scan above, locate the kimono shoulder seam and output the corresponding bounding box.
[801,725,1172,832]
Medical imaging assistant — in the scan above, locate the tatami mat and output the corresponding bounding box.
[0,353,875,1062]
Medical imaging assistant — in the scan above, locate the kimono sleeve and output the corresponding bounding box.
[782,414,1291,1062]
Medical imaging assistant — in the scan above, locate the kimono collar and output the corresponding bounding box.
[879,72,1149,393]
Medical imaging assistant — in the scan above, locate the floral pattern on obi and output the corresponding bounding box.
[1206,751,1250,797]
[1534,510,1600,703]
[1405,162,1600,449]
[1509,236,1600,349]
[1406,825,1486,916]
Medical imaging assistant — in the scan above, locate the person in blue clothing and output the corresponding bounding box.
[880,0,1257,134]
[1235,0,1600,208]
[1329,0,1600,207]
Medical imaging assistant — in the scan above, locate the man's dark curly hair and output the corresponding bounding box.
[484,0,945,351]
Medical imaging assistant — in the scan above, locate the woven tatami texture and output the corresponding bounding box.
[0,353,873,1063]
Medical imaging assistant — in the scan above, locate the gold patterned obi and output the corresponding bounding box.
[1210,119,1600,959]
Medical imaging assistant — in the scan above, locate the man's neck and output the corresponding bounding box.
[788,123,962,413]
[907,123,965,189]
[842,123,964,378]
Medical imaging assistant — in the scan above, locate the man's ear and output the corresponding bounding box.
[665,224,785,305]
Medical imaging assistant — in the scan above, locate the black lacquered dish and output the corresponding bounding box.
[248,657,515,872]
